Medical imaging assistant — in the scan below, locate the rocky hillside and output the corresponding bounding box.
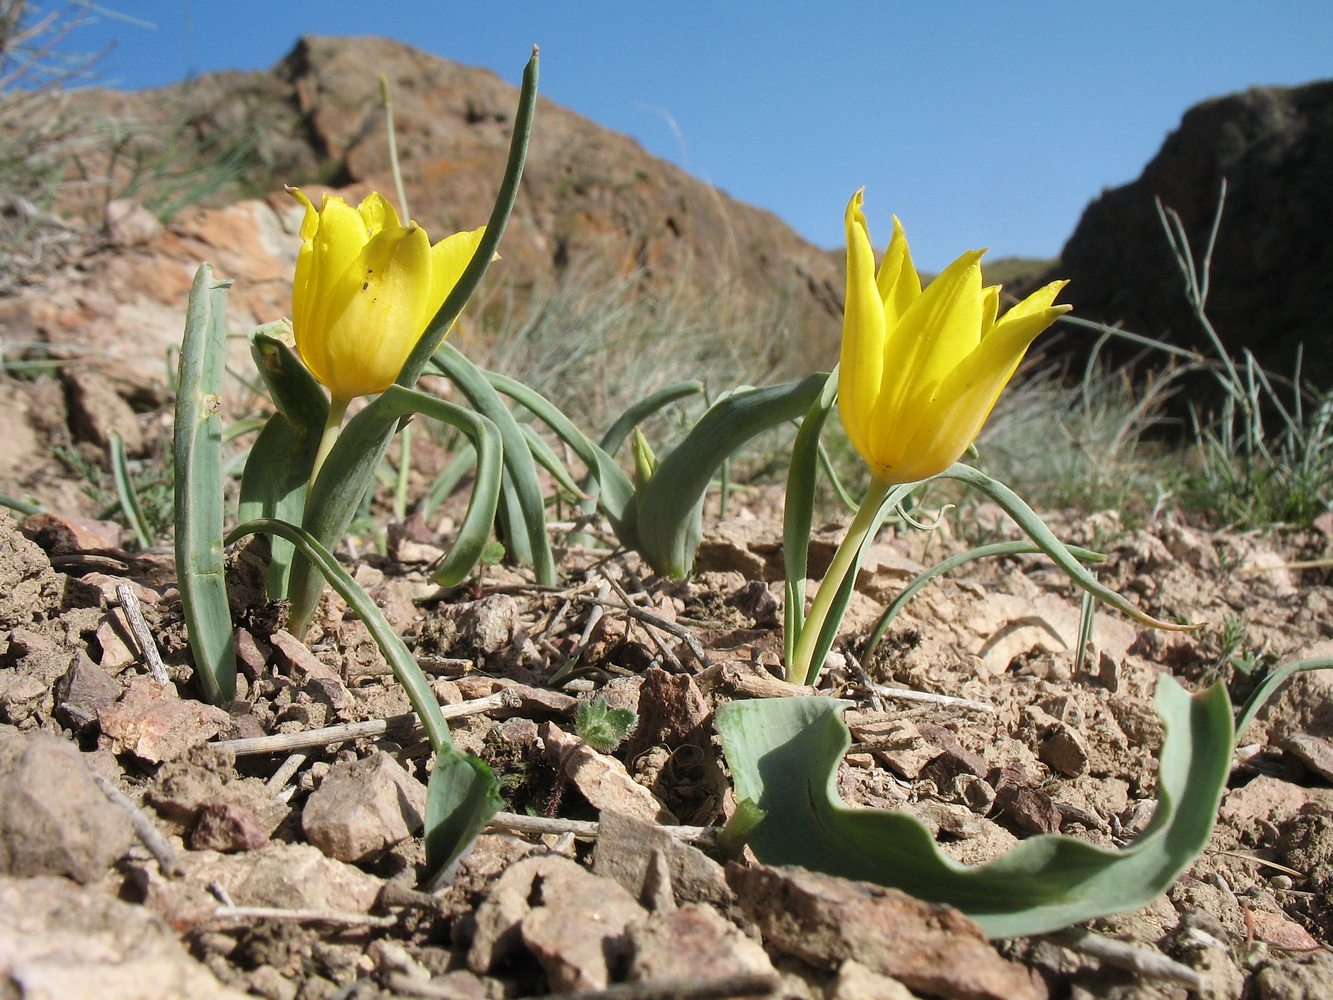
[7,34,842,384]
[1049,79,1333,390]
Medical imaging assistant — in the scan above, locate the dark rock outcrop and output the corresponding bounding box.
[1051,79,1333,389]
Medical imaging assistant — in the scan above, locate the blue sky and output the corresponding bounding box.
[60,1,1333,271]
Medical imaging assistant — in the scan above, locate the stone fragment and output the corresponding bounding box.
[1038,725,1090,777]
[728,864,1043,1000]
[592,810,731,909]
[1282,733,1333,784]
[62,368,145,454]
[520,862,647,992]
[541,722,677,824]
[828,960,916,1000]
[146,744,287,839]
[98,675,230,763]
[469,854,646,989]
[626,903,774,984]
[20,511,127,555]
[190,802,272,853]
[0,732,134,882]
[0,875,249,1000]
[54,650,124,732]
[1247,908,1321,951]
[920,745,990,786]
[850,719,938,780]
[189,842,383,913]
[302,751,426,862]
[994,779,1063,835]
[1252,949,1333,1000]
[623,668,710,762]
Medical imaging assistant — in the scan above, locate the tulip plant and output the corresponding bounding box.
[168,47,1326,931]
[173,51,539,883]
[716,190,1252,937]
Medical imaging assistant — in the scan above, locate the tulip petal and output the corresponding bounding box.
[357,191,401,236]
[896,291,1070,481]
[305,224,435,400]
[426,227,487,324]
[875,216,921,325]
[869,248,985,464]
[838,191,887,466]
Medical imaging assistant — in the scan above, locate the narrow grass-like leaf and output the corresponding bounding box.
[430,344,553,581]
[797,481,917,685]
[637,373,828,578]
[1234,657,1333,740]
[396,49,537,389]
[173,264,236,703]
[940,463,1199,631]
[480,368,637,544]
[418,445,477,522]
[784,371,838,665]
[519,423,588,500]
[716,676,1233,938]
[598,380,704,453]
[862,540,1104,661]
[0,494,42,515]
[228,516,502,884]
[109,432,152,549]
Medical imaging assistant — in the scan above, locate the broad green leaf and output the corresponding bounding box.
[636,373,828,578]
[716,678,1233,938]
[227,517,501,886]
[425,753,504,888]
[238,328,329,598]
[173,264,236,704]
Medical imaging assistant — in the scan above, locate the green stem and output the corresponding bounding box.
[787,475,893,685]
[309,395,350,489]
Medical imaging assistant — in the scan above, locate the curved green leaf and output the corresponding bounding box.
[862,540,1105,661]
[286,386,504,630]
[716,676,1233,938]
[598,380,703,454]
[479,368,638,546]
[1235,656,1333,740]
[430,343,553,581]
[637,373,828,578]
[227,517,500,883]
[939,463,1199,632]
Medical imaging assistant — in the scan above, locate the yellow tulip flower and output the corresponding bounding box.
[290,187,485,403]
[839,189,1070,484]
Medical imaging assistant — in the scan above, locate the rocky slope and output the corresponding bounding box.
[21,34,842,376]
